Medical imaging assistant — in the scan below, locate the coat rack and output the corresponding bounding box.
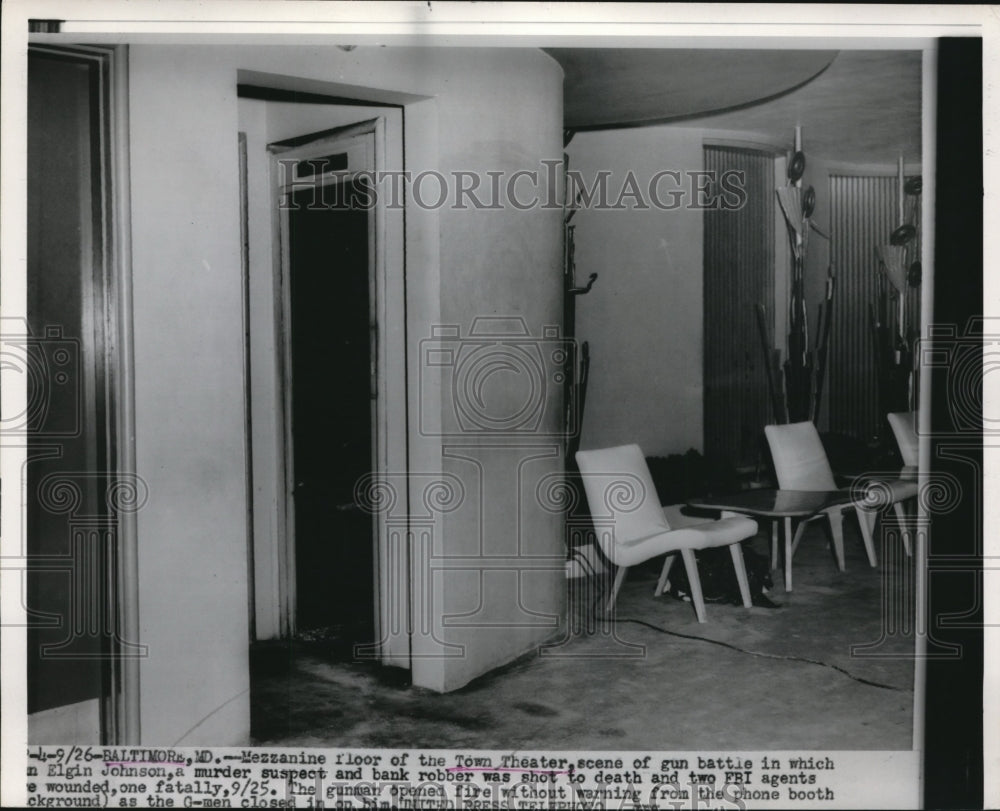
[562,143,596,459]
[873,155,921,421]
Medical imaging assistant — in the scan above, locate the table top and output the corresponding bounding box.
[687,488,854,518]
[837,465,917,484]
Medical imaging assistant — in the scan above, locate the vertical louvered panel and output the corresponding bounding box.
[704,146,775,470]
[829,174,922,441]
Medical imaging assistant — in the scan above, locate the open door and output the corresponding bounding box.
[265,117,409,668]
[25,44,135,744]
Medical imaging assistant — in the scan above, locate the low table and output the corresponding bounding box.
[686,489,854,592]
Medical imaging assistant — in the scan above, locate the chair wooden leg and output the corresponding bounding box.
[826,508,846,571]
[790,518,810,556]
[654,554,676,597]
[855,506,878,567]
[782,519,812,594]
[605,565,628,615]
[770,520,779,571]
[729,543,752,608]
[893,501,912,556]
[784,516,794,592]
[680,548,707,623]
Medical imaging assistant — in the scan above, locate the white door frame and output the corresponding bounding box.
[267,115,409,667]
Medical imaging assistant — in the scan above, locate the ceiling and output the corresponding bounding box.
[547,49,838,129]
[547,49,922,164]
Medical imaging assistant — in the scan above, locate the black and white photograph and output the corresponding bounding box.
[0,2,990,809]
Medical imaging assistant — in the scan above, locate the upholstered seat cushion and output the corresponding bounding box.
[610,514,758,567]
[888,411,919,467]
[764,421,837,491]
[855,477,919,510]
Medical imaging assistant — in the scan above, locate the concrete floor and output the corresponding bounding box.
[251,518,915,750]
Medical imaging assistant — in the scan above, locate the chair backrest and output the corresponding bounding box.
[575,444,670,545]
[764,421,837,491]
[887,411,918,467]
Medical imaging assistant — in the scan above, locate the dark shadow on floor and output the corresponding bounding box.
[251,516,915,750]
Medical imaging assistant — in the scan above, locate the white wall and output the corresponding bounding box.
[129,48,250,745]
[128,45,565,740]
[566,122,918,457]
[568,126,705,457]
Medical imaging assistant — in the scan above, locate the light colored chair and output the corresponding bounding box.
[764,421,878,571]
[575,444,759,622]
[888,411,918,467]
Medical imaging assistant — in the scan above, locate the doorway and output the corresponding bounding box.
[283,135,376,649]
[270,123,383,658]
[241,93,411,684]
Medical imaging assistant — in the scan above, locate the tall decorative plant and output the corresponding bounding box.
[760,127,835,425]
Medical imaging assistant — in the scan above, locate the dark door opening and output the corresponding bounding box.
[288,177,376,655]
